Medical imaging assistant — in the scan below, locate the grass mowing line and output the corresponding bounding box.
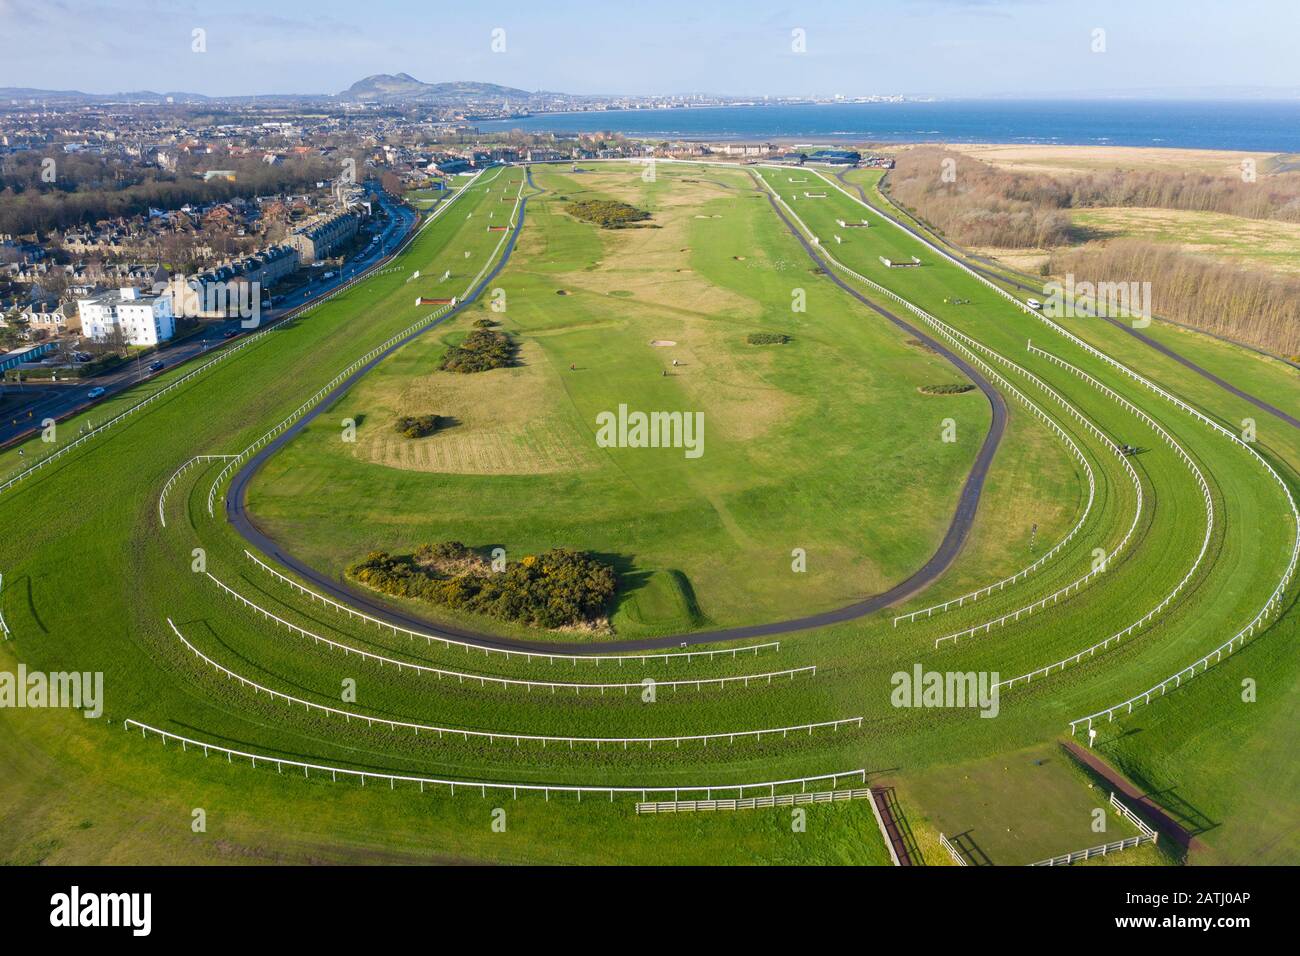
[995,344,1217,689]
[845,170,1300,732]
[202,174,516,516]
[0,318,283,498]
[891,428,1094,618]
[923,346,1156,647]
[232,161,1011,647]
[0,192,424,499]
[773,166,1239,679]
[158,455,236,527]
[203,301,448,515]
[750,167,1119,627]
[167,617,859,749]
[784,165,1292,727]
[241,549,780,664]
[120,719,867,801]
[204,571,815,693]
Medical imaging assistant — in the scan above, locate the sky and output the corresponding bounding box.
[1,0,1296,99]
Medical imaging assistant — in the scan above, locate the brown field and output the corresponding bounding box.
[351,339,599,475]
[1070,206,1300,274]
[939,143,1278,179]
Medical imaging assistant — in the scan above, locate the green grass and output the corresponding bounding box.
[897,742,1145,866]
[244,164,1006,635]
[0,160,1294,867]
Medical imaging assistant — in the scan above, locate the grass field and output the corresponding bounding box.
[942,143,1281,178]
[0,156,1295,867]
[896,743,1146,866]
[245,163,1022,634]
[1070,206,1300,274]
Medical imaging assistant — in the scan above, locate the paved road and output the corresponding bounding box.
[224,164,1007,654]
[835,168,1300,434]
[0,191,418,447]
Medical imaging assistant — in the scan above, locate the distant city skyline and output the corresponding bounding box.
[1,0,1296,100]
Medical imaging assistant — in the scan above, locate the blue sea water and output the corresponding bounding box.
[476,100,1300,152]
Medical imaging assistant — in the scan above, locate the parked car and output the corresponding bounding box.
[87,387,106,399]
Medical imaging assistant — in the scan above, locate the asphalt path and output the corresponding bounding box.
[835,168,1300,433]
[224,164,1007,654]
[0,191,418,447]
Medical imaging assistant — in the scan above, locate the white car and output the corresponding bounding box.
[1026,298,1043,310]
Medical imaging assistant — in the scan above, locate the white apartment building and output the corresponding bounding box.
[76,287,176,346]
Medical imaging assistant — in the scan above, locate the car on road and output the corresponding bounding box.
[222,328,240,339]
[1026,298,1043,310]
[323,271,335,279]
[86,387,106,399]
[148,360,165,372]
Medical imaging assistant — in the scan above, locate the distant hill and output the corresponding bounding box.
[0,87,324,106]
[0,75,569,108]
[338,74,537,104]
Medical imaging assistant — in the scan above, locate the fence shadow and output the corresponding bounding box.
[951,830,994,866]
[875,786,924,866]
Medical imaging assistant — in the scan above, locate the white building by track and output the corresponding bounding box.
[77,287,176,346]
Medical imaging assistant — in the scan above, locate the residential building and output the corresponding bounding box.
[286,213,360,264]
[77,287,175,346]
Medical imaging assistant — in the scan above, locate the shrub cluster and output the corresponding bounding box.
[919,383,975,395]
[349,544,619,631]
[394,414,442,438]
[565,199,652,228]
[439,327,515,373]
[746,332,791,345]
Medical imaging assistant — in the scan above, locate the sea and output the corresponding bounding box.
[475,99,1300,153]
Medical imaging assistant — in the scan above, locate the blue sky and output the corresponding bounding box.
[1,0,1295,98]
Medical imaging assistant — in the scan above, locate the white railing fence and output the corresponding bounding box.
[169,615,854,749]
[0,571,10,639]
[205,171,529,518]
[939,832,968,866]
[636,787,872,813]
[121,718,866,802]
[791,165,1298,737]
[1029,792,1158,866]
[158,455,237,527]
[0,179,452,502]
[203,573,814,694]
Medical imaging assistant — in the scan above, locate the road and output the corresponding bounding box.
[0,189,418,447]
[223,164,1008,655]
